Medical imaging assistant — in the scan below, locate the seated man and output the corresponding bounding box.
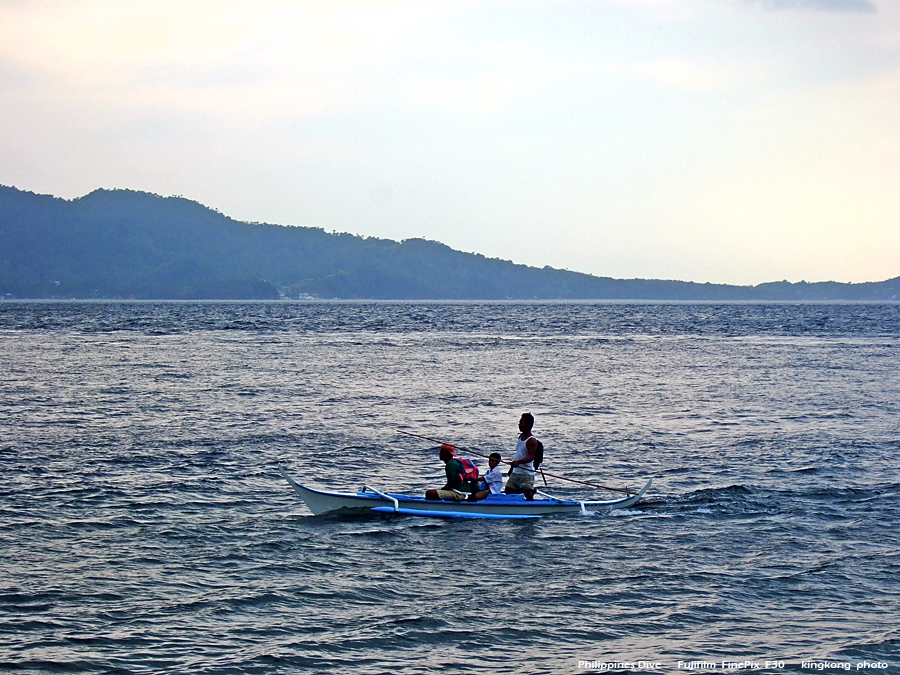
[424,445,468,501]
[467,453,503,501]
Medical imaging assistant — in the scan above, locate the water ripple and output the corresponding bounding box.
[1,302,898,673]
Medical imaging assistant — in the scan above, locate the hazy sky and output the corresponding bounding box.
[1,0,898,284]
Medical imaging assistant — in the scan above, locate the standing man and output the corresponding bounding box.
[505,412,538,501]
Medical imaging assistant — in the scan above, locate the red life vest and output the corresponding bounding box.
[441,444,480,483]
[457,457,479,482]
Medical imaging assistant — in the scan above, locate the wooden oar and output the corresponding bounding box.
[397,429,636,495]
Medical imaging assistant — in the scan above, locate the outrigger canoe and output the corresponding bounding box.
[279,466,652,519]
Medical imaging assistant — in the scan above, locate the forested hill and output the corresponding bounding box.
[1,185,898,300]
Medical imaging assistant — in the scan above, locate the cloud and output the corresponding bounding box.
[0,1,464,119]
[748,0,877,13]
[627,59,765,92]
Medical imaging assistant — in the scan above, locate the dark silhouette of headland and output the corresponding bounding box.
[1,185,897,300]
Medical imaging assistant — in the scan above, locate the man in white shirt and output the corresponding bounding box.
[505,412,538,501]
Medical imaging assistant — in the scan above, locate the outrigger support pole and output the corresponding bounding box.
[397,429,636,496]
[364,485,399,512]
[536,489,588,515]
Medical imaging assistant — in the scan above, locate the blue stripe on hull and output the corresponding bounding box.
[370,506,541,519]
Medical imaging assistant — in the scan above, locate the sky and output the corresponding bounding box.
[1,0,898,285]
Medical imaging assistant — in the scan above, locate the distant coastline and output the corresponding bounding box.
[2,298,898,305]
[2,185,898,301]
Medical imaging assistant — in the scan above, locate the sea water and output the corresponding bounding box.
[0,301,898,674]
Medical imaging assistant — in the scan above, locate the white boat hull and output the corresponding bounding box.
[279,467,651,518]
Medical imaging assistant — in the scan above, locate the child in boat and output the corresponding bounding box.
[467,453,503,501]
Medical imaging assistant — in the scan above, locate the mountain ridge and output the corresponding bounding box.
[1,184,897,301]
